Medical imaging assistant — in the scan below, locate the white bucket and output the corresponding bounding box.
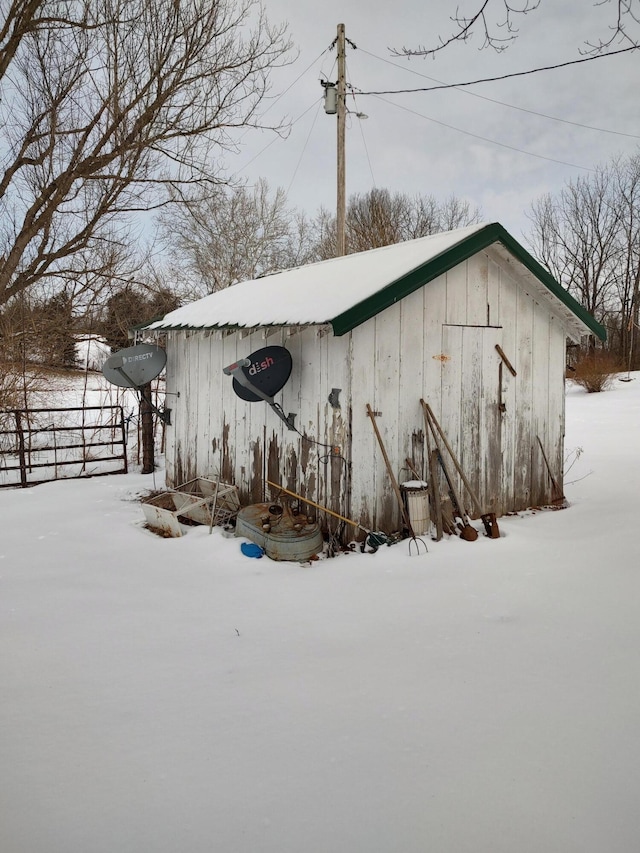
[402,484,430,535]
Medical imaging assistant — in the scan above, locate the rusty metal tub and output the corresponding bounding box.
[235,502,324,561]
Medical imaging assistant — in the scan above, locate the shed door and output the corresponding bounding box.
[440,324,502,512]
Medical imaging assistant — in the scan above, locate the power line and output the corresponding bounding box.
[372,94,594,171]
[262,49,331,117]
[345,59,376,187]
[240,31,626,193]
[358,47,640,139]
[357,45,639,96]
[231,48,330,174]
[237,98,321,173]
[356,114,376,187]
[286,100,323,195]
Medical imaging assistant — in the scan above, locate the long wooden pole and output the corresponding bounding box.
[422,399,499,538]
[536,435,565,503]
[422,402,478,541]
[424,408,466,520]
[421,406,442,540]
[366,404,414,535]
[428,449,444,541]
[421,399,482,517]
[267,479,368,533]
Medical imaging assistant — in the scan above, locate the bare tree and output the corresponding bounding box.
[527,172,621,321]
[610,153,640,365]
[311,188,482,260]
[526,153,640,363]
[438,194,485,232]
[393,0,639,58]
[0,291,48,411]
[0,0,291,308]
[159,179,315,295]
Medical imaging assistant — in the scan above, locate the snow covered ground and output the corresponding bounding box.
[2,375,640,853]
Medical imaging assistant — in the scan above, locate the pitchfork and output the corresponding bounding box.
[366,404,428,555]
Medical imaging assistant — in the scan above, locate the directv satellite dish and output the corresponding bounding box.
[102,344,171,424]
[231,346,292,402]
[102,344,167,389]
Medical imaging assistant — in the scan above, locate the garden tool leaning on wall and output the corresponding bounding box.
[366,405,428,555]
[266,481,393,554]
[421,400,499,540]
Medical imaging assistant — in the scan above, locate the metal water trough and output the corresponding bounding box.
[235,501,324,561]
[141,478,240,538]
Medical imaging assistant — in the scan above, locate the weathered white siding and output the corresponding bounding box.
[165,325,352,520]
[163,248,570,535]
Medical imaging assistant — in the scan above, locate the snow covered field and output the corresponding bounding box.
[2,375,640,853]
[0,362,163,488]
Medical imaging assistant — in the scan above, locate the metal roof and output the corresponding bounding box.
[148,222,606,342]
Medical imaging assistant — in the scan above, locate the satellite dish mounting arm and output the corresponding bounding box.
[223,359,296,430]
[114,365,172,425]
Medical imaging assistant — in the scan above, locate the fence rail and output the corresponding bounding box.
[0,406,128,488]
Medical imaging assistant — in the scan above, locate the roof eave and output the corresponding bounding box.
[329,222,606,341]
[145,321,326,333]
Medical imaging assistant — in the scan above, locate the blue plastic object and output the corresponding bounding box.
[240,542,264,559]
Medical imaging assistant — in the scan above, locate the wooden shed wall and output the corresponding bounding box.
[164,324,352,522]
[163,248,569,534]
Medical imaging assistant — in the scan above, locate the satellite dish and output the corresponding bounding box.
[232,346,292,402]
[102,344,167,389]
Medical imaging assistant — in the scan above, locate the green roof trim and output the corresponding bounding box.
[330,222,607,341]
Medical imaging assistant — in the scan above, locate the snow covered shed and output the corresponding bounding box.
[149,222,605,534]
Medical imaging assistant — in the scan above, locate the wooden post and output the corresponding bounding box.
[140,383,154,474]
[14,410,27,488]
[119,406,129,474]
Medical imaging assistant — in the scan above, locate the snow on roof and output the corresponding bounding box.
[148,222,605,341]
[150,223,486,331]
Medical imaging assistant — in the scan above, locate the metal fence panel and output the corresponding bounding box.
[0,406,128,488]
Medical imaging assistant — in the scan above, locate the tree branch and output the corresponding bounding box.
[392,0,541,58]
[0,0,292,306]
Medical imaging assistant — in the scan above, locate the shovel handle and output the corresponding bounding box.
[421,400,484,518]
[266,480,367,533]
[366,404,414,536]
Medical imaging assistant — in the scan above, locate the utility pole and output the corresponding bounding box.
[336,23,346,257]
[323,24,355,257]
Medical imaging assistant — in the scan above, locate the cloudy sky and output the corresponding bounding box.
[227,0,638,241]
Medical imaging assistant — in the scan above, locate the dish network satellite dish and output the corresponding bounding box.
[223,346,296,430]
[102,344,172,423]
